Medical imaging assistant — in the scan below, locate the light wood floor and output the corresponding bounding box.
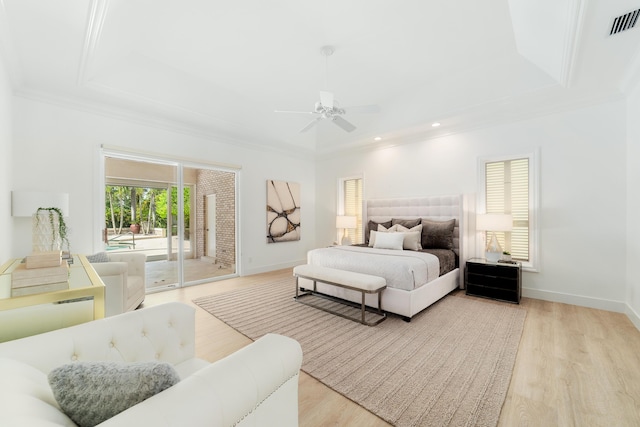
[142,269,640,427]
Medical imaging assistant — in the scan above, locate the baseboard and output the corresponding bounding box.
[522,287,627,313]
[626,303,640,331]
[242,259,305,277]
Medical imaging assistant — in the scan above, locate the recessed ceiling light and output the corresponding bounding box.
[432,122,441,127]
[374,136,382,141]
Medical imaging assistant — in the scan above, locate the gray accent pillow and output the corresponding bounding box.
[421,218,456,249]
[391,218,421,229]
[86,252,110,263]
[48,361,180,427]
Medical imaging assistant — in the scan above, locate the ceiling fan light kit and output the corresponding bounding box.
[275,45,378,133]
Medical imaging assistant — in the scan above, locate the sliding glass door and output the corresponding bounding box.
[103,151,237,291]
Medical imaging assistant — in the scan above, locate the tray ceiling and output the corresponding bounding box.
[1,0,639,157]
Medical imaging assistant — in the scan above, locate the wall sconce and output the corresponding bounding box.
[476,213,512,262]
[336,215,357,246]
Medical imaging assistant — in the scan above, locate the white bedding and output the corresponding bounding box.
[306,246,440,291]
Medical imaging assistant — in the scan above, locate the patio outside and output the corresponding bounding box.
[105,231,233,290]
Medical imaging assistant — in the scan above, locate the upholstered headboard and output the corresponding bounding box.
[365,195,462,253]
[364,195,469,284]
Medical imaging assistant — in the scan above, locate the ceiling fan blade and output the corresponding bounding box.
[274,109,316,115]
[300,117,321,133]
[332,116,356,132]
[319,91,334,109]
[343,104,380,114]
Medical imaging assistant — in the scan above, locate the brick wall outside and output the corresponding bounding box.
[195,169,236,268]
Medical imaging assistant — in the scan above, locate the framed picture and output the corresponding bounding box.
[266,180,300,243]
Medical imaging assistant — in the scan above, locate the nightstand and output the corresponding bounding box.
[465,258,521,303]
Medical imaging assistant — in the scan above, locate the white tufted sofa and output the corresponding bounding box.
[0,301,303,426]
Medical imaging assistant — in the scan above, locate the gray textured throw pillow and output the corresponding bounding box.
[48,361,180,427]
[86,252,110,263]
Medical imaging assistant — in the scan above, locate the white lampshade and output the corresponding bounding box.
[336,215,357,229]
[476,213,512,262]
[12,191,69,217]
[336,215,357,246]
[476,213,512,232]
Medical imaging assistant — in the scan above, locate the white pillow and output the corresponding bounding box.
[373,232,404,250]
[395,223,422,233]
[400,230,422,251]
[368,230,378,247]
[369,224,401,247]
[394,224,423,250]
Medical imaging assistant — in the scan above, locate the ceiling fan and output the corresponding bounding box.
[275,46,379,133]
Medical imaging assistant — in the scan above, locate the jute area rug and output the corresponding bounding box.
[193,278,526,427]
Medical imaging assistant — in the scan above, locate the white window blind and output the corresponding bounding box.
[485,158,529,261]
[342,177,363,244]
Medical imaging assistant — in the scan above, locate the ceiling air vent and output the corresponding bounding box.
[610,8,640,35]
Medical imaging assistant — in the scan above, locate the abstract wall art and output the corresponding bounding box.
[266,180,300,243]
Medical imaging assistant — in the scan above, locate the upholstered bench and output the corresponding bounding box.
[293,264,386,325]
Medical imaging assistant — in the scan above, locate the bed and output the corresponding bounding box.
[299,194,469,321]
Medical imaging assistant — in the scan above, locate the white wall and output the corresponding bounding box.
[0,55,12,263]
[11,96,315,275]
[316,99,628,312]
[627,84,640,328]
[8,91,634,316]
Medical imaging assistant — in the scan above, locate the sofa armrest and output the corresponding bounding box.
[100,333,303,427]
[90,261,127,316]
[90,261,127,277]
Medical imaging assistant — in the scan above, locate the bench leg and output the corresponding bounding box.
[293,274,386,326]
[295,276,299,299]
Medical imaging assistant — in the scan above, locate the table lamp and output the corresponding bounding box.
[476,213,512,262]
[336,215,357,246]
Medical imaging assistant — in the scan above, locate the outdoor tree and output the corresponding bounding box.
[105,185,189,236]
[105,186,131,234]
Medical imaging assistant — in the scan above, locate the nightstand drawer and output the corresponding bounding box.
[466,262,518,279]
[466,284,519,303]
[466,272,516,290]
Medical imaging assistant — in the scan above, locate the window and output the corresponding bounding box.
[338,176,363,244]
[479,152,538,270]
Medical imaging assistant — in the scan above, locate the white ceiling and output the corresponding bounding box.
[1,0,639,157]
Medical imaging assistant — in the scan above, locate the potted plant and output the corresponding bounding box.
[501,251,511,261]
[34,207,70,252]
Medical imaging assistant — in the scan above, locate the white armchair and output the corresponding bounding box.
[90,252,146,317]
